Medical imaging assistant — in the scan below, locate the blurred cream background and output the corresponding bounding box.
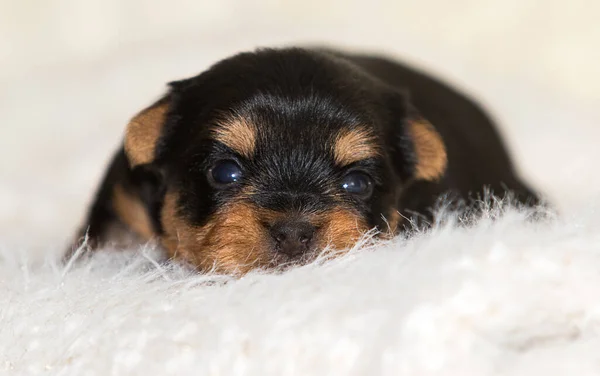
[0,0,599,245]
[2,1,598,99]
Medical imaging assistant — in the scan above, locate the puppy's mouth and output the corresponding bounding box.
[255,208,371,271]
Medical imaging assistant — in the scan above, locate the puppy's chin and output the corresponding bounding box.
[159,192,371,274]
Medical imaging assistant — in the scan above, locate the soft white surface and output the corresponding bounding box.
[1,1,600,375]
[4,205,600,375]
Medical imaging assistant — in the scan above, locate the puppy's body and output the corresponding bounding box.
[72,47,538,273]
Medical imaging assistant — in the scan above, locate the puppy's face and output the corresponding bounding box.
[124,49,447,273]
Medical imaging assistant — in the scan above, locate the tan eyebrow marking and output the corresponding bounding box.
[333,127,380,166]
[213,116,257,158]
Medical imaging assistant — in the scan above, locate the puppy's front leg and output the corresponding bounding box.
[67,147,163,258]
[67,149,129,256]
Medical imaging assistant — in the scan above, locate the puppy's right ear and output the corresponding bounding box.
[124,95,171,168]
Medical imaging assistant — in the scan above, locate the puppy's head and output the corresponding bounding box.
[124,48,447,273]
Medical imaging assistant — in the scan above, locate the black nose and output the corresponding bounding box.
[270,220,315,258]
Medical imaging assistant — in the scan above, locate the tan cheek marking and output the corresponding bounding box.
[160,192,274,274]
[160,193,373,272]
[124,100,169,167]
[213,116,257,158]
[407,118,448,181]
[112,184,155,240]
[333,128,380,166]
[160,192,206,267]
[316,207,370,254]
[382,210,401,238]
[201,202,274,274]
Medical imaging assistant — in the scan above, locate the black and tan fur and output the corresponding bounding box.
[69,47,539,274]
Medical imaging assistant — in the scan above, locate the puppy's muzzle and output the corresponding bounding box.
[269,219,316,258]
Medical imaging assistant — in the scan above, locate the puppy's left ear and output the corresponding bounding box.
[387,93,447,182]
[124,95,171,168]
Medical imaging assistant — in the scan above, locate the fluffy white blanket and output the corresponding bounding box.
[1,2,599,374]
[4,203,600,375]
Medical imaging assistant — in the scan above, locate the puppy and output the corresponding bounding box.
[70,47,539,273]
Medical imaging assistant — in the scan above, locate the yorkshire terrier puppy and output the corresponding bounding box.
[70,47,539,273]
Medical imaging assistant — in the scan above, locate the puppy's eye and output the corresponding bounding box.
[341,172,373,198]
[209,160,243,186]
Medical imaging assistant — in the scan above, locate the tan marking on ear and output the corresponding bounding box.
[124,101,169,167]
[112,184,155,240]
[333,128,380,166]
[407,118,447,181]
[213,116,257,158]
